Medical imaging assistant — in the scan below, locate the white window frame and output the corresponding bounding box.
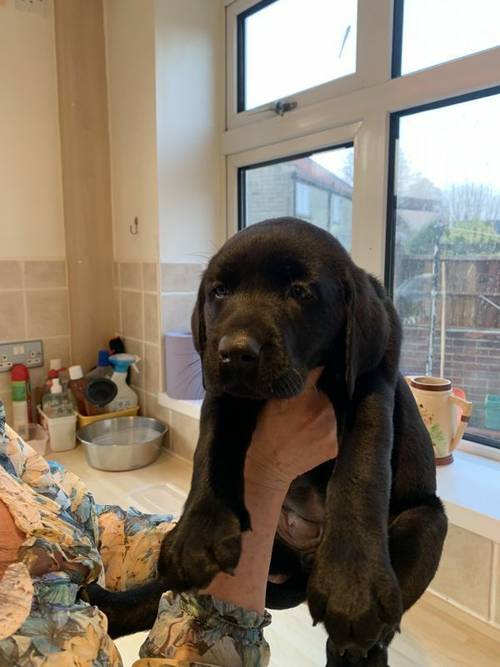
[226,0,393,130]
[224,0,500,450]
[225,0,500,279]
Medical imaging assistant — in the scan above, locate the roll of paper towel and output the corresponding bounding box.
[164,331,204,400]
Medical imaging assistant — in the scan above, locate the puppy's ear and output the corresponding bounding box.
[344,272,390,399]
[191,279,206,354]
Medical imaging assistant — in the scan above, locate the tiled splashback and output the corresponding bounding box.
[114,261,204,457]
[113,262,161,417]
[0,260,71,423]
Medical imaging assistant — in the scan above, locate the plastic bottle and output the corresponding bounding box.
[11,364,33,430]
[105,354,140,412]
[86,350,112,379]
[46,358,69,391]
[41,378,74,418]
[68,365,88,415]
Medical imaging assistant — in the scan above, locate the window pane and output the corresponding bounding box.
[242,0,357,110]
[392,93,500,446]
[241,145,353,251]
[399,0,500,75]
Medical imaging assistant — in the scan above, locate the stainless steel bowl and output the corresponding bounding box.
[77,416,168,471]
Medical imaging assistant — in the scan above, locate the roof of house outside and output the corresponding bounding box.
[291,159,353,198]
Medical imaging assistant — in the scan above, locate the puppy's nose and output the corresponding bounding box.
[218,334,262,367]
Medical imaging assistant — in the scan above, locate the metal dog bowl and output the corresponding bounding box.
[77,416,167,471]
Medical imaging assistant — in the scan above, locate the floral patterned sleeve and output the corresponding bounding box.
[0,400,272,667]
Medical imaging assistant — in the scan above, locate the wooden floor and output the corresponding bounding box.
[52,448,500,667]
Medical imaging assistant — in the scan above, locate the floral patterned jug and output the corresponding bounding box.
[406,376,473,465]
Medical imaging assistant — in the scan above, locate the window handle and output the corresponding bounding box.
[246,100,298,117]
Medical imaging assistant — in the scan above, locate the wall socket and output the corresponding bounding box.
[0,340,44,373]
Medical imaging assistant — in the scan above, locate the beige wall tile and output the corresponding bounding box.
[113,262,120,287]
[120,262,142,290]
[113,289,121,335]
[161,263,204,293]
[429,524,493,618]
[121,290,143,340]
[144,293,159,344]
[493,545,500,625]
[24,261,66,288]
[26,290,69,338]
[144,343,160,394]
[0,371,10,394]
[161,292,196,334]
[145,393,170,432]
[124,337,144,389]
[135,388,146,416]
[0,291,25,341]
[0,261,23,289]
[169,411,199,460]
[143,262,158,292]
[42,337,71,374]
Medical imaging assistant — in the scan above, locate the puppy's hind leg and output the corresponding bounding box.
[388,495,447,613]
[82,579,167,638]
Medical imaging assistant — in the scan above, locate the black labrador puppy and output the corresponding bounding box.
[85,218,447,666]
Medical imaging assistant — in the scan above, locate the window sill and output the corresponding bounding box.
[158,392,202,419]
[157,393,500,542]
[436,450,500,542]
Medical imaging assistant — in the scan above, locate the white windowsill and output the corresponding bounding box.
[157,393,500,543]
[158,392,202,419]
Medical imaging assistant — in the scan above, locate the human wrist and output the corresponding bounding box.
[244,452,293,492]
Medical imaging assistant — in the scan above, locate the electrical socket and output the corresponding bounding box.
[0,340,44,373]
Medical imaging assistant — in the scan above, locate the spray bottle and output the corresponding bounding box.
[105,354,140,412]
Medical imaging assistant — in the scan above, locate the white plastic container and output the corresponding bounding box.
[18,423,48,456]
[38,406,77,452]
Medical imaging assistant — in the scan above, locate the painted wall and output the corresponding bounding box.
[0,0,65,259]
[104,0,159,262]
[155,0,225,263]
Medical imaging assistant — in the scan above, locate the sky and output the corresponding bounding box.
[245,0,500,193]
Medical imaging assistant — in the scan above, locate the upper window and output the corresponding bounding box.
[239,0,357,111]
[395,0,500,76]
[388,89,500,448]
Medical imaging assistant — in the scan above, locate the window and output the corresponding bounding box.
[388,90,500,447]
[239,145,354,251]
[226,0,500,449]
[395,0,500,76]
[295,181,311,217]
[239,0,357,111]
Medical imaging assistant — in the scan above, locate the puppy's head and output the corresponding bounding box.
[192,217,389,400]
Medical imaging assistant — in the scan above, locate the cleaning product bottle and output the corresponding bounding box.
[45,358,69,391]
[68,365,88,415]
[11,364,33,430]
[86,350,112,379]
[105,354,140,413]
[41,378,74,418]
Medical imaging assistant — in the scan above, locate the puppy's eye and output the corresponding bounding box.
[288,283,313,301]
[212,284,230,299]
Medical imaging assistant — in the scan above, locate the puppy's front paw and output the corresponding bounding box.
[308,550,402,661]
[159,499,243,591]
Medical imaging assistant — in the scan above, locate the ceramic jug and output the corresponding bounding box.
[407,376,473,465]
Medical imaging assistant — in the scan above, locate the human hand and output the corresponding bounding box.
[245,368,338,489]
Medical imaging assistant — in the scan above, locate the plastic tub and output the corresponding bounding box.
[484,394,500,430]
[76,405,139,429]
[18,423,48,456]
[38,407,77,452]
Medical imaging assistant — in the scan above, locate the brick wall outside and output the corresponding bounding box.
[401,325,500,431]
